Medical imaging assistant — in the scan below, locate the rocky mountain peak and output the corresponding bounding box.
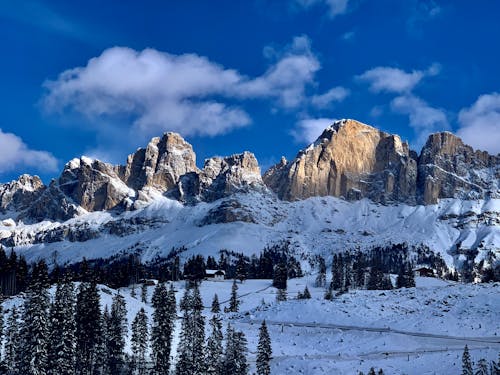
[264,120,499,205]
[418,131,499,204]
[0,174,45,215]
[264,119,417,203]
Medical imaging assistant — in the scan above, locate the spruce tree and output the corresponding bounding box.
[205,315,223,375]
[75,281,103,375]
[474,358,488,375]
[314,256,326,288]
[151,283,175,375]
[223,325,248,375]
[176,284,205,375]
[18,278,50,375]
[48,280,77,375]
[256,320,272,375]
[229,280,240,312]
[273,262,287,290]
[141,283,148,304]
[462,345,473,375]
[211,293,221,314]
[131,308,149,375]
[4,306,20,373]
[367,368,376,375]
[107,293,127,374]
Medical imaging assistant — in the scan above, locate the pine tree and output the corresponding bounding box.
[141,283,148,304]
[48,280,77,375]
[462,345,473,375]
[4,306,20,373]
[229,280,240,312]
[211,293,221,314]
[474,358,488,375]
[367,368,376,375]
[131,283,137,298]
[131,308,149,375]
[107,293,127,374]
[377,369,384,375]
[176,285,206,375]
[18,278,50,375]
[256,320,272,375]
[276,288,287,302]
[75,281,103,375]
[331,254,342,290]
[314,256,326,287]
[151,283,176,375]
[273,261,287,290]
[236,255,247,283]
[302,286,311,299]
[223,325,248,375]
[205,315,223,375]
[492,352,500,375]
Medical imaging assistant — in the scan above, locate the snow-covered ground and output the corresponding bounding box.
[4,277,497,374]
[1,193,499,271]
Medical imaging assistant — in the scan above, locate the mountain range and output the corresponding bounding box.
[0,119,498,270]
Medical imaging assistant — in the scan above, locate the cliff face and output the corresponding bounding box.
[264,119,418,203]
[264,119,499,204]
[418,132,499,204]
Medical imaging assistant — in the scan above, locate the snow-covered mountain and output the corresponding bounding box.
[0,119,498,270]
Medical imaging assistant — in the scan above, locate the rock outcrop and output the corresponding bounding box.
[264,119,499,204]
[118,132,198,192]
[0,174,45,214]
[59,157,133,212]
[418,132,499,204]
[264,119,418,203]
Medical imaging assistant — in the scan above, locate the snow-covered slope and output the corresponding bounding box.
[1,191,498,270]
[3,278,498,374]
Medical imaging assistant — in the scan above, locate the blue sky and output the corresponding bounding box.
[1,0,499,183]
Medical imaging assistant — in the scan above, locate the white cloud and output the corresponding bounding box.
[311,86,350,109]
[357,67,424,94]
[391,94,449,148]
[0,129,58,174]
[457,93,500,154]
[356,64,440,94]
[236,36,320,108]
[42,37,319,139]
[295,0,349,18]
[292,118,334,144]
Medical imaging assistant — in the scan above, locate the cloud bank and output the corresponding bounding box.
[0,129,58,174]
[356,64,440,94]
[42,37,320,139]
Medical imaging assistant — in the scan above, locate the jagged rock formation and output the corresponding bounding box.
[264,119,499,204]
[1,119,498,224]
[118,132,198,192]
[418,132,499,204]
[264,119,418,203]
[0,174,45,213]
[0,133,264,222]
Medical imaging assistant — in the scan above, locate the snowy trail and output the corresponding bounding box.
[238,319,500,344]
[271,345,495,361]
[203,284,273,309]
